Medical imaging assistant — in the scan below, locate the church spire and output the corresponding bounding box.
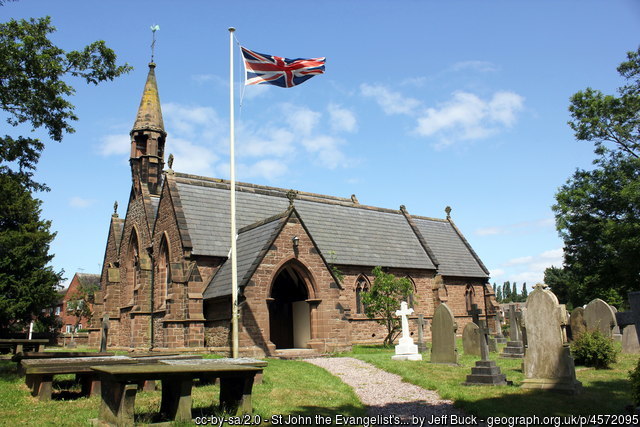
[130,62,166,196]
[132,62,165,134]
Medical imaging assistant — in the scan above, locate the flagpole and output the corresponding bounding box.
[229,27,239,358]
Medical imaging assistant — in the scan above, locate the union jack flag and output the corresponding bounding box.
[241,47,325,88]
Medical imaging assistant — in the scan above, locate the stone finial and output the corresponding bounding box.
[113,201,118,217]
[286,189,297,207]
[168,153,174,170]
[351,194,359,204]
[445,206,452,219]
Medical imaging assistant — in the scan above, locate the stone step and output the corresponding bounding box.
[273,348,322,359]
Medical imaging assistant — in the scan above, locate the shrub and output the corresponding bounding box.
[630,358,640,406]
[570,330,619,369]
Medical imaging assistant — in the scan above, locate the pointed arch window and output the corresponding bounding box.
[156,236,171,310]
[355,275,370,315]
[405,275,416,309]
[127,230,140,305]
[465,284,476,313]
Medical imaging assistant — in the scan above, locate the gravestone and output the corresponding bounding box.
[463,316,510,386]
[500,304,524,358]
[392,301,422,361]
[430,303,458,364]
[416,314,428,353]
[493,310,507,344]
[468,304,497,353]
[584,298,617,338]
[521,284,582,394]
[99,314,110,353]
[615,291,640,354]
[462,322,481,356]
[569,307,586,341]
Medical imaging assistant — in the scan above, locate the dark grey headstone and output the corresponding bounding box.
[584,298,617,337]
[462,322,480,357]
[569,307,586,341]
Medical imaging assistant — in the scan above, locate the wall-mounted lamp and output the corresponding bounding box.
[292,236,299,248]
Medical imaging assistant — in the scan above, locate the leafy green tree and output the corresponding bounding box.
[544,266,578,309]
[0,16,130,330]
[65,280,99,334]
[553,48,640,308]
[521,283,528,301]
[495,283,502,303]
[362,266,413,347]
[512,282,518,301]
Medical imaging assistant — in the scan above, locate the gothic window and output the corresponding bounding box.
[127,230,140,305]
[156,236,171,310]
[465,284,476,312]
[405,275,416,308]
[355,275,370,315]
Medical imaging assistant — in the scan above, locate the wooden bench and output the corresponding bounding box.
[91,364,262,425]
[0,339,48,354]
[22,354,203,400]
[160,357,268,384]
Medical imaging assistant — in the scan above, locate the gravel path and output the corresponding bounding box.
[304,357,472,427]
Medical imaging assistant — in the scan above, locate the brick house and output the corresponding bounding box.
[60,273,100,334]
[88,62,498,356]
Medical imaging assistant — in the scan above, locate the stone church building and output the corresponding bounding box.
[88,63,497,356]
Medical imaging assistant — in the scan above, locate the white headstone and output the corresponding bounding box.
[392,301,422,361]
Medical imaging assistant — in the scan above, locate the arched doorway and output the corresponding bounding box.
[269,264,311,349]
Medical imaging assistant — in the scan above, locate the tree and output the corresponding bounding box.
[521,283,528,301]
[361,266,413,347]
[65,280,99,334]
[0,17,131,330]
[0,173,62,330]
[553,48,640,308]
[502,281,511,302]
[495,283,502,303]
[511,282,518,302]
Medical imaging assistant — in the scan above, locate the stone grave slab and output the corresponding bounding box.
[462,322,481,357]
[569,307,586,341]
[584,298,617,338]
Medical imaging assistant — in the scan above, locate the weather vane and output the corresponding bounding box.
[150,24,160,62]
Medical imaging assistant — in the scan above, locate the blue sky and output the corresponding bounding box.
[3,1,639,290]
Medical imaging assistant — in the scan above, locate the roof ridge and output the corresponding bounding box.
[173,172,415,216]
[409,214,450,223]
[238,210,290,234]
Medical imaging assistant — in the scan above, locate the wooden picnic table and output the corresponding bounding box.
[22,354,203,400]
[91,363,262,425]
[0,338,48,354]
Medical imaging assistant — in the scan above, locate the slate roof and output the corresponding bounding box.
[168,173,489,300]
[204,213,287,299]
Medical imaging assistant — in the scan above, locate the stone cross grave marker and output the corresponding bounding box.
[522,284,582,394]
[500,304,524,358]
[100,314,110,353]
[430,303,458,364]
[392,301,422,361]
[463,304,509,386]
[584,298,617,338]
[615,291,640,354]
[494,309,506,344]
[416,314,427,353]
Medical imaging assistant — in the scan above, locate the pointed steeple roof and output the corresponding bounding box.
[132,62,165,135]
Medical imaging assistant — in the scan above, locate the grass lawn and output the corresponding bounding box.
[0,354,365,426]
[343,341,638,419]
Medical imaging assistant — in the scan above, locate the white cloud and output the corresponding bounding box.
[282,104,321,135]
[302,135,347,169]
[242,159,289,181]
[99,134,130,156]
[328,104,357,133]
[69,197,95,208]
[494,248,564,288]
[474,217,554,237]
[360,83,422,116]
[242,84,270,99]
[166,137,219,177]
[163,103,224,141]
[451,60,498,73]
[415,91,524,147]
[237,125,296,158]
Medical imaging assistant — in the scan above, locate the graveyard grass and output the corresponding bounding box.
[346,341,638,418]
[0,354,365,426]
